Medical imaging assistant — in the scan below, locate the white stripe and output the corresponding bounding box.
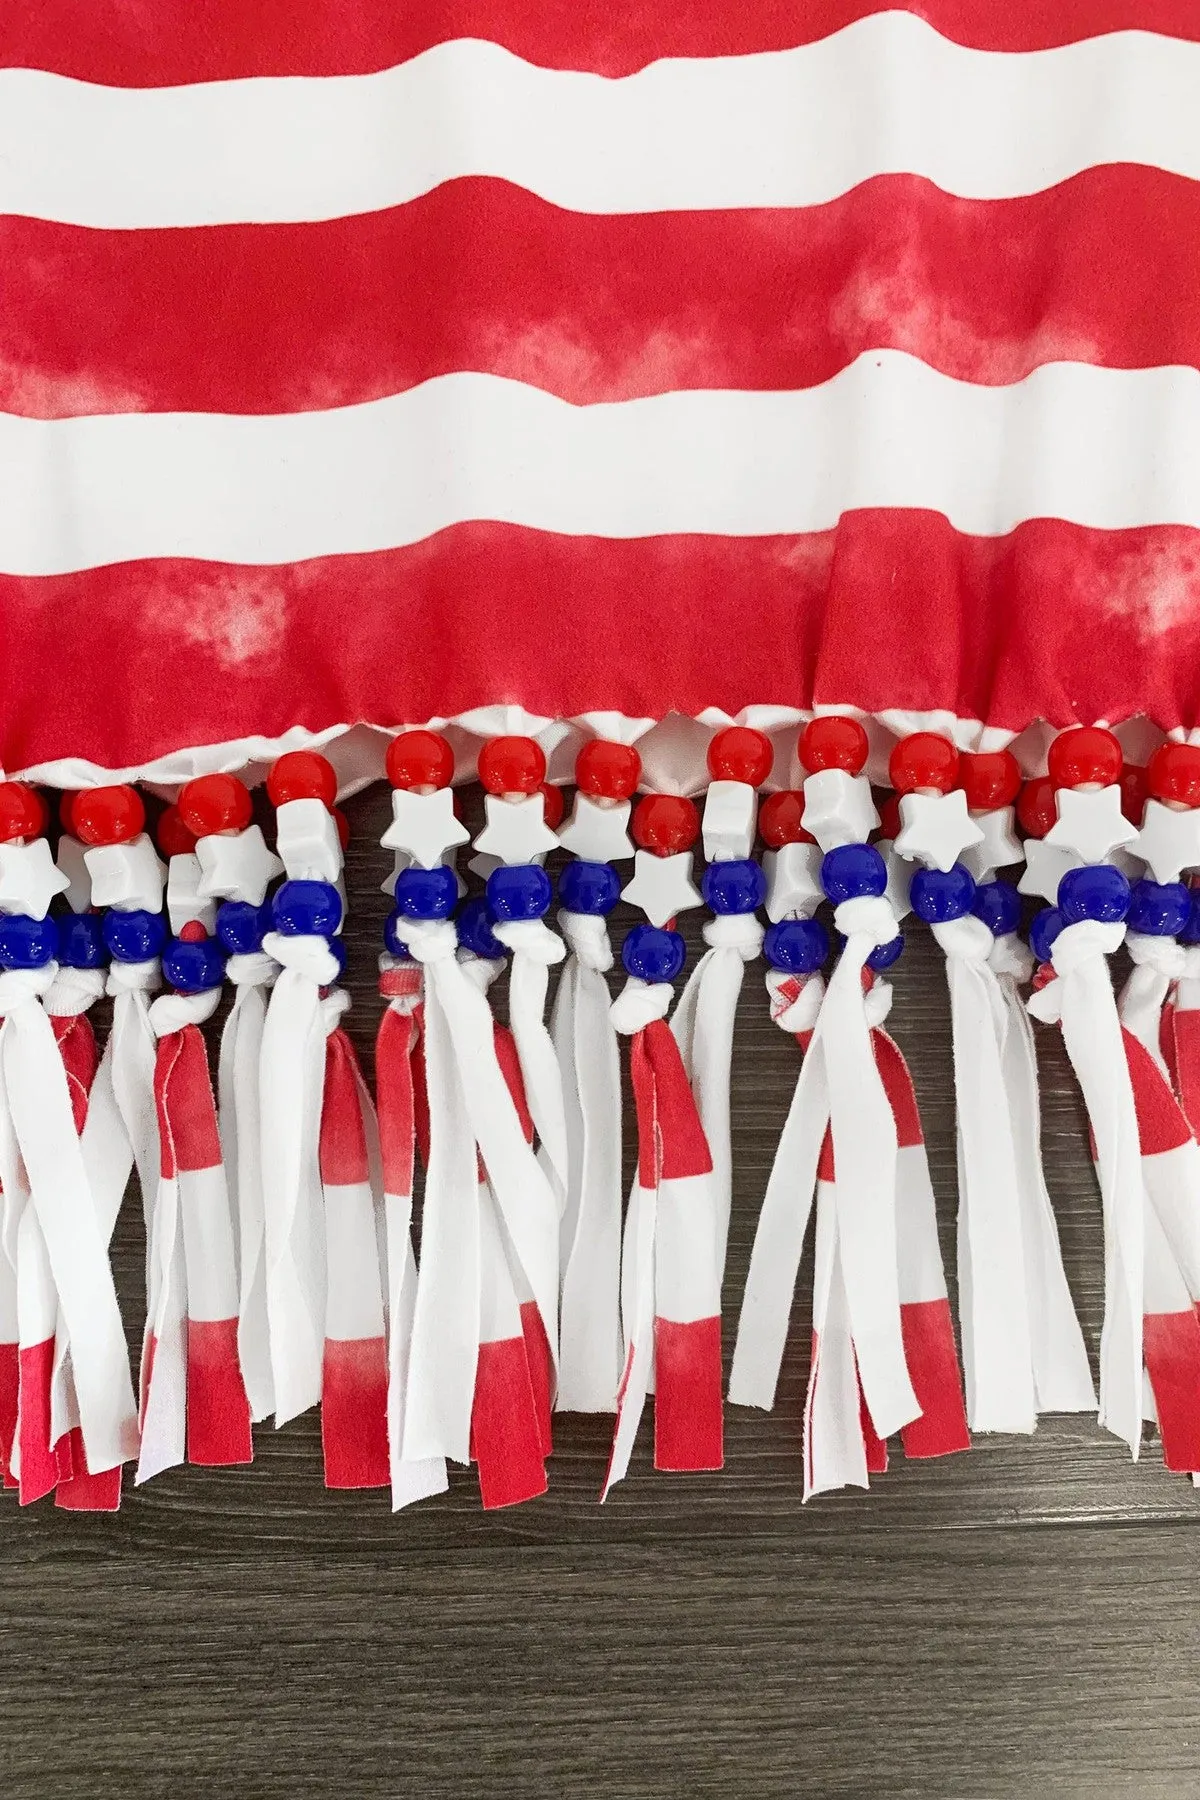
[894,1144,948,1307]
[179,1162,239,1322]
[324,1179,386,1340]
[5,356,1200,577]
[3,19,1200,227]
[655,1171,721,1326]
[1142,1142,1200,1301]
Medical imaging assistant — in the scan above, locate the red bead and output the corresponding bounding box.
[73,785,146,847]
[334,807,351,851]
[575,738,641,801]
[632,793,700,856]
[178,919,209,944]
[540,783,565,831]
[156,805,198,859]
[178,772,253,838]
[876,794,903,840]
[1147,742,1200,810]
[799,716,869,775]
[707,726,773,788]
[1017,775,1058,840]
[959,750,1021,812]
[267,751,337,810]
[0,782,48,843]
[889,733,959,795]
[386,729,454,791]
[477,735,545,796]
[757,790,813,847]
[1121,763,1149,826]
[1046,727,1122,791]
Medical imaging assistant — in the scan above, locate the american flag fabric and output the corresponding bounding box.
[4,3,1200,778]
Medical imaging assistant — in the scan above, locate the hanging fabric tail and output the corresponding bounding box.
[1170,943,1200,1137]
[142,928,252,1480]
[375,958,448,1510]
[318,1020,390,1489]
[553,734,642,1414]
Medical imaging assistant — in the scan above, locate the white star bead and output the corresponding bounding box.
[55,833,92,915]
[959,806,1025,883]
[472,793,560,866]
[276,798,343,882]
[167,853,218,936]
[380,787,470,870]
[382,846,466,899]
[1018,839,1079,904]
[702,781,756,862]
[621,849,703,928]
[84,833,166,913]
[557,794,634,863]
[1045,785,1138,865]
[0,838,71,920]
[1134,799,1200,885]
[882,843,914,921]
[894,790,985,873]
[801,770,879,851]
[764,842,824,923]
[196,823,283,907]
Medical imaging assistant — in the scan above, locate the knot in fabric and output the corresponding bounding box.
[863,978,894,1030]
[1125,932,1188,981]
[766,968,824,1033]
[106,958,160,997]
[261,929,342,985]
[987,934,1035,985]
[832,894,899,950]
[702,913,765,960]
[148,985,222,1037]
[558,909,614,973]
[492,917,567,966]
[319,986,352,1036]
[457,952,505,996]
[611,977,673,1035]
[931,915,994,965]
[43,965,107,1017]
[1049,918,1126,979]
[226,950,279,990]
[378,956,423,1014]
[0,962,57,1015]
[388,917,459,966]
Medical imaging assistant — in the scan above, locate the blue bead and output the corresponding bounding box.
[382,909,414,961]
[702,857,768,916]
[487,863,553,924]
[216,899,272,956]
[764,917,829,975]
[393,863,458,922]
[163,936,226,994]
[327,937,347,980]
[1057,863,1130,926]
[103,907,167,963]
[272,879,342,938]
[820,842,888,904]
[56,911,107,969]
[559,859,621,916]
[0,912,57,970]
[622,923,686,984]
[1030,906,1065,964]
[1127,878,1192,938]
[1182,890,1200,945]
[456,896,506,961]
[867,933,905,970]
[972,879,1022,939]
[910,863,977,925]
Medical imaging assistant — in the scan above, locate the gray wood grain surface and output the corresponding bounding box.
[2,785,1196,1798]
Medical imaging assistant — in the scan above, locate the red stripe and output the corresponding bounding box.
[653,1315,724,1472]
[17,1337,58,1504]
[154,1025,223,1176]
[0,1340,18,1487]
[897,1299,971,1460]
[54,1427,122,1511]
[1144,1308,1200,1473]
[494,1025,535,1146]
[376,1006,417,1198]
[319,1029,371,1187]
[1171,1005,1200,1138]
[519,1300,553,1459]
[6,170,1197,421]
[857,1373,889,1474]
[321,1335,389,1488]
[4,0,1195,85]
[9,513,1200,774]
[186,1318,253,1465]
[874,1030,925,1151]
[471,1334,548,1508]
[641,1021,714,1183]
[50,1013,98,1134]
[1122,1028,1194,1156]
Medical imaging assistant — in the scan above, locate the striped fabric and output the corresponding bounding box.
[4,5,1200,776]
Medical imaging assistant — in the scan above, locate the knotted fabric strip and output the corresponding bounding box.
[0,964,138,1493]
[259,930,340,1426]
[1028,920,1144,1455]
[217,949,277,1423]
[106,958,162,1263]
[491,915,569,1211]
[605,980,722,1496]
[139,985,251,1481]
[553,909,622,1414]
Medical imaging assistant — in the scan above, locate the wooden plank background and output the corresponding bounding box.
[2,784,1198,1798]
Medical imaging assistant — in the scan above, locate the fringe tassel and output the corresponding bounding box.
[217,948,277,1422]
